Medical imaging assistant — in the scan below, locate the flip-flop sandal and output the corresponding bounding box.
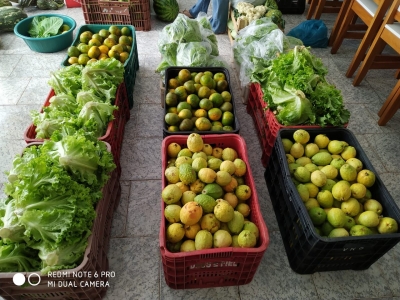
[181,9,194,19]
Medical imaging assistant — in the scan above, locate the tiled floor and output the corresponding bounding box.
[1,2,400,300]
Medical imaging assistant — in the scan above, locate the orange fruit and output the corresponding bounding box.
[166,92,178,107]
[88,38,102,47]
[103,38,116,49]
[221,111,234,126]
[200,75,214,89]
[78,54,90,65]
[221,91,232,102]
[119,35,132,46]
[208,108,222,121]
[88,46,101,59]
[174,86,188,102]
[168,78,180,89]
[98,53,108,60]
[195,117,212,131]
[121,26,130,36]
[92,33,103,43]
[209,92,224,108]
[77,43,90,54]
[216,80,228,92]
[197,86,211,99]
[67,46,80,57]
[194,109,208,118]
[213,72,226,82]
[119,52,129,63]
[109,25,121,36]
[108,49,120,60]
[108,33,119,42]
[79,31,92,43]
[199,98,213,110]
[178,69,191,83]
[111,44,124,54]
[98,29,110,39]
[187,94,200,108]
[68,56,79,65]
[98,44,109,54]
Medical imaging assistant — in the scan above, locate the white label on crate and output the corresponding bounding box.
[190,261,238,269]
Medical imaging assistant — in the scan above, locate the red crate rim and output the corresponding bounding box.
[159,134,270,258]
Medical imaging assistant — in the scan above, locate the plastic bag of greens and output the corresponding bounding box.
[165,13,203,43]
[176,42,212,66]
[197,12,219,56]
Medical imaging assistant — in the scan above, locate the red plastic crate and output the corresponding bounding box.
[160,134,270,289]
[0,153,120,300]
[24,83,129,165]
[81,0,151,31]
[66,0,81,8]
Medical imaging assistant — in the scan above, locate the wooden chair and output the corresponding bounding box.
[329,0,392,80]
[306,0,342,20]
[352,0,400,85]
[352,0,400,124]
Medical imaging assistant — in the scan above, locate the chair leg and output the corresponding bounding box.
[328,0,352,47]
[314,0,327,19]
[353,37,387,86]
[378,80,400,117]
[330,0,356,54]
[307,0,318,19]
[378,89,400,125]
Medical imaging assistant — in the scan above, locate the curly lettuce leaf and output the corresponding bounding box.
[81,58,124,102]
[48,64,83,98]
[0,241,40,272]
[40,135,116,189]
[77,102,117,138]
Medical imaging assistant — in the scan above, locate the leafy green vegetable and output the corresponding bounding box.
[0,241,40,272]
[265,0,279,10]
[28,16,63,38]
[40,135,116,189]
[265,9,285,29]
[0,136,115,273]
[260,46,349,126]
[78,101,117,138]
[48,64,83,98]
[81,58,124,103]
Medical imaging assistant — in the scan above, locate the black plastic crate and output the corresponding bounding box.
[264,127,400,274]
[163,66,240,137]
[276,0,305,14]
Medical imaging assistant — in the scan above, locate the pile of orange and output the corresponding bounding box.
[164,69,235,132]
[66,25,132,66]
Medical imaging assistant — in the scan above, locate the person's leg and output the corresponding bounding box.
[189,0,211,18]
[209,0,229,34]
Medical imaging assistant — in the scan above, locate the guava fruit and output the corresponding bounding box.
[162,184,183,204]
[238,229,257,248]
[213,230,233,248]
[227,211,245,234]
[187,133,204,152]
[164,204,182,223]
[377,217,398,234]
[180,201,203,225]
[166,223,185,243]
[311,170,327,187]
[195,230,213,250]
[332,180,351,201]
[311,152,333,166]
[350,224,374,236]
[339,164,357,182]
[328,228,349,238]
[200,213,221,233]
[214,199,234,222]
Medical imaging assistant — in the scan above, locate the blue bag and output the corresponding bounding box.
[286,20,328,48]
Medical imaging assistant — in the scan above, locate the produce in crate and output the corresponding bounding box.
[164,68,235,132]
[257,46,350,127]
[64,25,133,66]
[0,135,116,273]
[287,129,398,237]
[162,133,260,252]
[31,58,124,139]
